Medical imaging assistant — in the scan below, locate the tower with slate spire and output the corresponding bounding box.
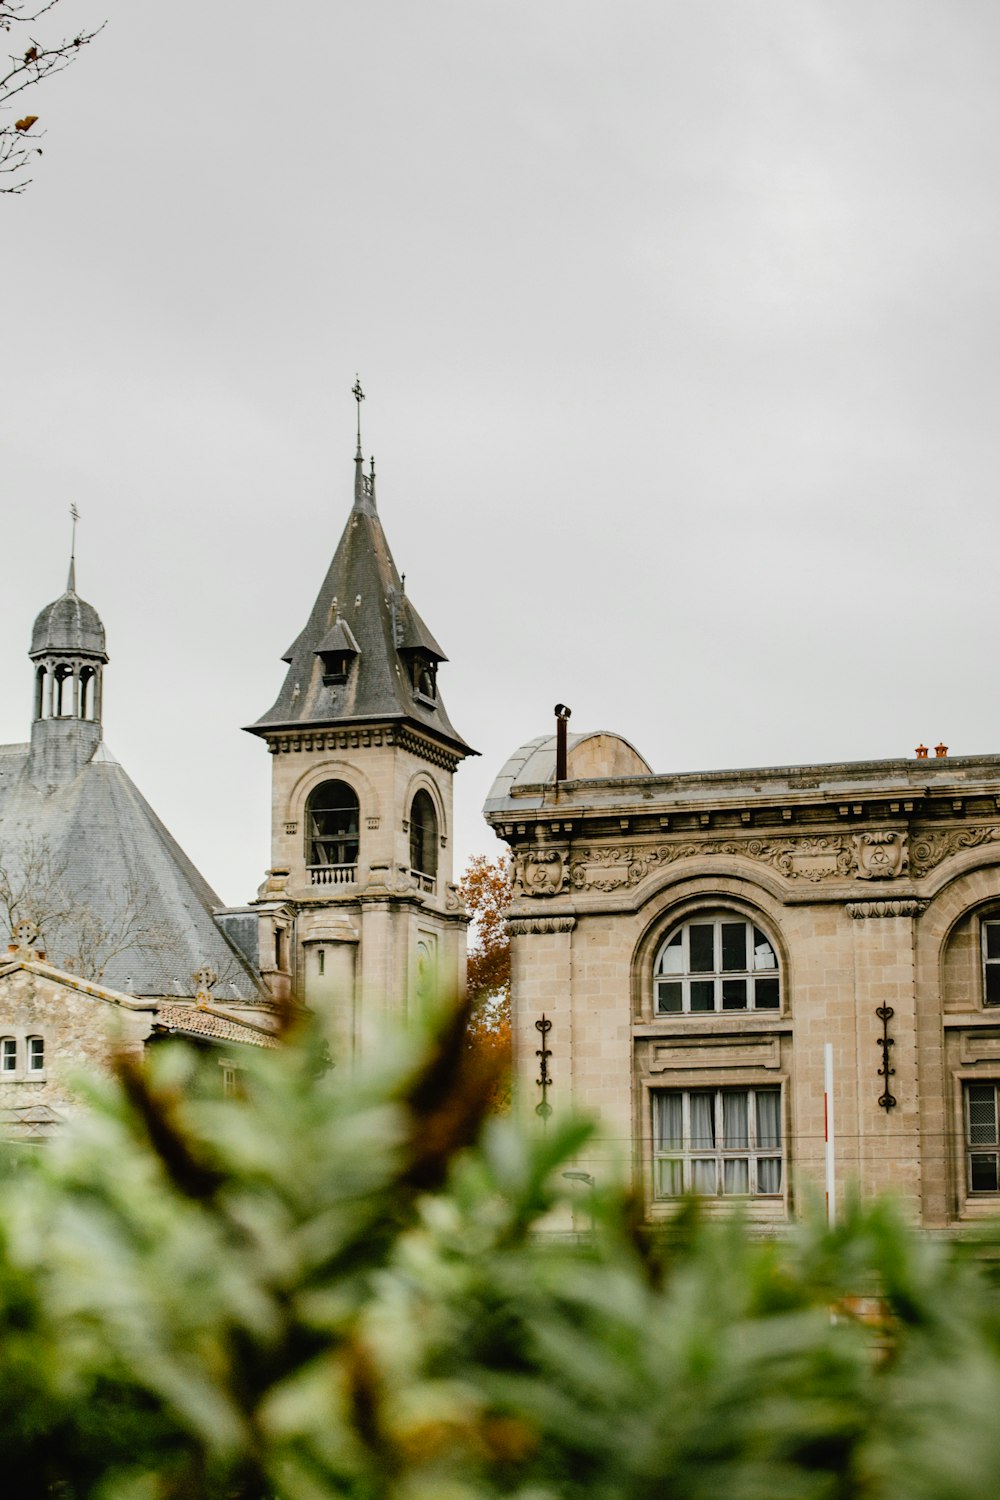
[246,385,476,1049]
[28,527,109,790]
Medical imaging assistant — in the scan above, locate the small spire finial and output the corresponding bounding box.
[68,503,79,592]
[352,375,365,458]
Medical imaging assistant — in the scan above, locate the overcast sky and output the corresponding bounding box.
[4,1,1000,904]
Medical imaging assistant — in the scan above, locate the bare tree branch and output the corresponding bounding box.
[0,837,169,985]
[0,1,102,193]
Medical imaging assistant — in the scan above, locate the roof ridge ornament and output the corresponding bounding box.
[67,502,79,592]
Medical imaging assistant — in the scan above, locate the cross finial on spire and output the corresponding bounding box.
[68,503,79,592]
[352,375,365,458]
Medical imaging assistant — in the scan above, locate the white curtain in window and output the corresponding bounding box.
[723,1158,750,1194]
[758,1157,782,1194]
[690,1158,717,1194]
[656,1093,683,1151]
[658,1159,684,1196]
[755,1090,782,1150]
[689,1093,716,1150]
[723,1091,749,1150]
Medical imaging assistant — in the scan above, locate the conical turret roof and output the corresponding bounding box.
[249,454,472,757]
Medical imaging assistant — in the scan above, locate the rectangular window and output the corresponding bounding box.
[27,1036,44,1073]
[653,1087,783,1198]
[1,1037,15,1072]
[966,1082,1000,1192]
[984,922,1000,1006]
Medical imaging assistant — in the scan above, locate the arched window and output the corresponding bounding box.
[654,912,780,1014]
[26,1036,44,1073]
[1,1037,15,1073]
[80,666,95,719]
[34,666,46,720]
[409,789,438,878]
[306,780,360,868]
[54,662,73,716]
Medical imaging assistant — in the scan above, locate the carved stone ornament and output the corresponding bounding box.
[847,900,928,920]
[193,965,218,1005]
[507,916,577,936]
[852,831,908,881]
[909,826,1000,877]
[517,848,565,897]
[13,918,40,950]
[566,836,856,893]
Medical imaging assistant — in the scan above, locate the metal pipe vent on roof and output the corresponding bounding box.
[554,704,572,783]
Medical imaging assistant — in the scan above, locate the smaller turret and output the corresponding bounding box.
[27,531,109,789]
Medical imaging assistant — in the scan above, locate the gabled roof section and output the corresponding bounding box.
[249,456,473,756]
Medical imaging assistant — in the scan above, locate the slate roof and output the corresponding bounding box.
[31,580,107,659]
[0,742,266,1002]
[250,456,473,756]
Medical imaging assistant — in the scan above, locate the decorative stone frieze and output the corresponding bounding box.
[512,820,1000,900]
[563,835,856,894]
[909,826,1000,876]
[507,916,576,936]
[846,900,927,920]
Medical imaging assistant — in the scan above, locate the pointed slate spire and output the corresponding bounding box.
[248,394,473,759]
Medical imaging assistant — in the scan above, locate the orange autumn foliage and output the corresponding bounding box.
[458,855,512,1110]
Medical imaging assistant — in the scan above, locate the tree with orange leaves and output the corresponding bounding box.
[458,853,511,1107]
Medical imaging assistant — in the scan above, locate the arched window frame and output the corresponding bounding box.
[408,788,439,880]
[304,779,361,874]
[653,909,782,1015]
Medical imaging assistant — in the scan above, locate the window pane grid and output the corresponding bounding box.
[653,1088,783,1198]
[654,918,780,1014]
[984,922,1000,1006]
[967,1084,1000,1192]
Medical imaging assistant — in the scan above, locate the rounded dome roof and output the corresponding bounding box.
[30,589,107,659]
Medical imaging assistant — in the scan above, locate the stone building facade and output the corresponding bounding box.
[0,939,276,1143]
[485,730,1000,1231]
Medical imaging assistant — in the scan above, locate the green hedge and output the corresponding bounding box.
[3,1007,1000,1499]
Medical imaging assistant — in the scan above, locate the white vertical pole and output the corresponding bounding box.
[824,1042,836,1228]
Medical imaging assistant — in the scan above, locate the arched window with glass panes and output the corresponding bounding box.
[653,911,781,1014]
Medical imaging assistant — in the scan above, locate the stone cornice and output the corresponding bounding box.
[255,720,466,772]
